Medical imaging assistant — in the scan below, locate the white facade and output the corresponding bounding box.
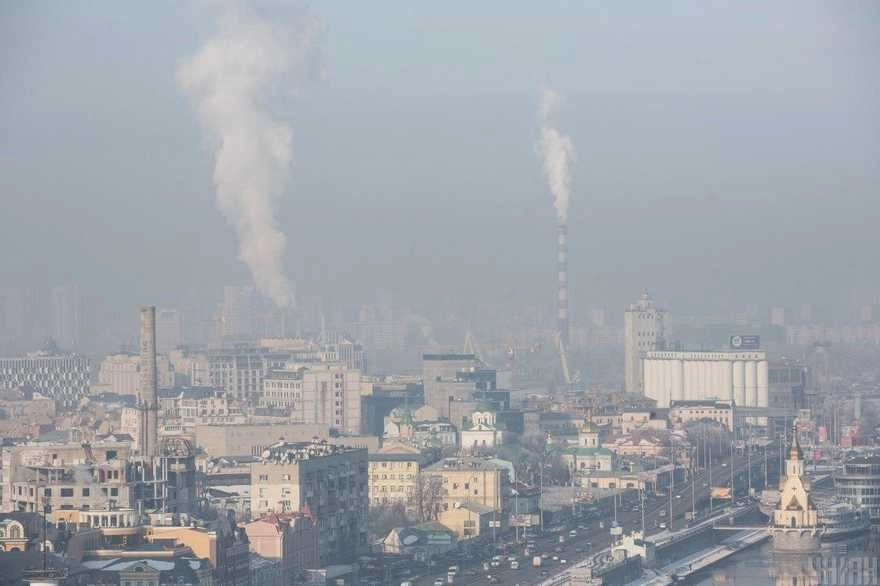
[642,350,768,408]
[624,292,666,394]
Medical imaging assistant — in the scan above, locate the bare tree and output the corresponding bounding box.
[411,473,443,522]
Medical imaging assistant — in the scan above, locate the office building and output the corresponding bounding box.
[0,352,90,407]
[835,453,880,521]
[422,353,496,419]
[50,285,80,351]
[96,353,175,395]
[624,292,667,394]
[156,308,184,354]
[642,349,768,408]
[669,400,734,430]
[250,440,368,565]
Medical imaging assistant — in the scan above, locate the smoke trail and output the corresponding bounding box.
[537,87,575,224]
[178,2,323,308]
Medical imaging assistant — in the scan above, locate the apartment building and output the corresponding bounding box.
[367,444,423,508]
[250,440,368,564]
[260,362,364,434]
[421,457,509,513]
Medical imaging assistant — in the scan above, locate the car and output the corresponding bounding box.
[433,580,444,586]
[560,559,567,564]
[569,530,577,537]
[552,555,559,561]
[676,494,683,499]
[490,560,501,567]
[540,570,549,576]
[722,462,728,467]
[659,522,667,529]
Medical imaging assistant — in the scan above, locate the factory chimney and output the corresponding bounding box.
[138,306,159,458]
[557,222,569,346]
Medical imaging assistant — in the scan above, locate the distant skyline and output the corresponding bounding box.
[2,1,879,351]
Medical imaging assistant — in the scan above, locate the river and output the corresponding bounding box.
[689,531,880,585]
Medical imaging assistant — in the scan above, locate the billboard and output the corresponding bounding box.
[730,335,760,350]
[711,487,731,499]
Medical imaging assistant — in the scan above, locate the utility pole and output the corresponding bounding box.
[763,444,768,488]
[708,441,713,512]
[668,448,674,531]
[640,487,646,535]
[691,446,696,520]
[730,426,735,502]
[747,434,752,497]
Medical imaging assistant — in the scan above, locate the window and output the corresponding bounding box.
[44,488,52,497]
[82,488,90,497]
[110,488,118,497]
[60,488,73,498]
[259,474,269,481]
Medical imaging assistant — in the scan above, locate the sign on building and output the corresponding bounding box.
[729,335,760,350]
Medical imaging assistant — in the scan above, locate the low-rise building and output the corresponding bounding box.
[460,410,508,451]
[381,522,457,561]
[669,400,733,430]
[242,512,318,584]
[437,503,500,540]
[422,457,509,514]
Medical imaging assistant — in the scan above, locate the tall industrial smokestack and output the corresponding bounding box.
[138,306,159,458]
[557,222,569,346]
[537,87,575,347]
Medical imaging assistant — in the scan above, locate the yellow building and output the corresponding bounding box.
[422,457,508,513]
[368,443,423,508]
[437,503,499,540]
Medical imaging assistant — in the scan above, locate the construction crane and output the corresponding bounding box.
[463,331,483,360]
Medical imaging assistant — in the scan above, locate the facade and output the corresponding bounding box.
[96,353,175,395]
[207,346,290,403]
[437,503,499,540]
[669,400,733,430]
[367,444,423,508]
[560,425,615,473]
[422,353,492,418]
[250,440,368,565]
[771,431,822,551]
[0,352,90,406]
[834,453,880,522]
[460,410,508,450]
[155,308,184,354]
[158,387,242,430]
[51,285,80,352]
[624,292,666,394]
[242,512,319,584]
[642,350,768,408]
[260,362,364,434]
[422,457,509,513]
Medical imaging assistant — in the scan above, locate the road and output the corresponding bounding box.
[403,448,776,586]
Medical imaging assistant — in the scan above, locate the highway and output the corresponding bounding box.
[402,447,777,586]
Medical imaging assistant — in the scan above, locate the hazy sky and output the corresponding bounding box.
[2,1,879,344]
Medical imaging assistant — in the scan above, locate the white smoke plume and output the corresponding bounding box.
[537,87,575,224]
[178,2,323,308]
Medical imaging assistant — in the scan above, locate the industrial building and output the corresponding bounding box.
[642,349,768,409]
[624,292,667,394]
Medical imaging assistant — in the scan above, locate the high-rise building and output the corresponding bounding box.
[422,353,495,419]
[770,307,786,328]
[250,440,368,565]
[156,308,184,354]
[260,361,364,434]
[624,292,666,394]
[51,285,80,351]
[222,286,256,339]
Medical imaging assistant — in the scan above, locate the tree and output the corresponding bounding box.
[367,501,411,540]
[411,473,443,522]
